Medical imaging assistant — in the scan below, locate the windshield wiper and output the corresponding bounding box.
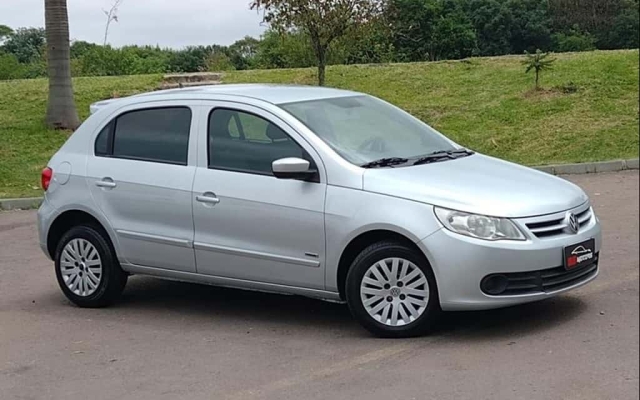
[360,157,409,169]
[412,149,475,165]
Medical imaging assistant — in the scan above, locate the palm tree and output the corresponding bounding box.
[45,0,80,130]
[523,49,556,90]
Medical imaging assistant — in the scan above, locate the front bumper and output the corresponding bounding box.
[418,210,602,311]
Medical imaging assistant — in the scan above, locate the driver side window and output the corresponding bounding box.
[208,108,308,175]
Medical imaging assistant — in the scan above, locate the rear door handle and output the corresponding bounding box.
[95,178,117,188]
[196,193,220,205]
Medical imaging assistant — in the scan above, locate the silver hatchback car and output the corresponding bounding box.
[38,84,601,337]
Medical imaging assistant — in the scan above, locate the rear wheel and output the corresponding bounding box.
[54,225,127,308]
[346,241,440,338]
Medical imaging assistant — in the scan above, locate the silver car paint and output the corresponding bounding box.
[420,201,601,310]
[364,153,589,218]
[38,85,602,310]
[192,101,327,288]
[86,101,202,273]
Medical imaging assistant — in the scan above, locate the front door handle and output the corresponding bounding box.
[95,178,117,189]
[196,193,220,205]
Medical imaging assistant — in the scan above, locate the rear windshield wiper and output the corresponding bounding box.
[360,157,409,169]
[412,149,475,166]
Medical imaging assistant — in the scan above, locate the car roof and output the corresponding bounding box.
[143,84,360,104]
[90,84,362,114]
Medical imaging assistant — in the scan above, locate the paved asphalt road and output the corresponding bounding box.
[0,171,638,400]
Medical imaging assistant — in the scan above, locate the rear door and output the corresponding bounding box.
[86,101,200,272]
[191,103,327,289]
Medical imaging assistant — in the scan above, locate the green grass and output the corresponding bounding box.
[1,50,638,199]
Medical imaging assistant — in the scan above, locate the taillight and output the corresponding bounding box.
[41,167,53,191]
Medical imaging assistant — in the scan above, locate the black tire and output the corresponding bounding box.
[345,241,441,338]
[54,225,127,308]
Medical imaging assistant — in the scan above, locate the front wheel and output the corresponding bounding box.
[54,225,127,308]
[346,241,440,338]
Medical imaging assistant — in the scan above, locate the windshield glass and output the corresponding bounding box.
[280,95,456,165]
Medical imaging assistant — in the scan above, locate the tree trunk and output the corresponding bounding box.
[309,34,328,87]
[45,0,80,130]
[535,69,540,90]
[316,47,327,87]
[317,61,326,87]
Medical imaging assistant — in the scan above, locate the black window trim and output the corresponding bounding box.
[94,106,192,167]
[207,107,320,182]
[94,120,114,157]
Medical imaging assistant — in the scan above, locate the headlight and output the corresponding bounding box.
[434,207,526,241]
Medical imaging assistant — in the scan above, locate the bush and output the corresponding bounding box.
[76,46,168,76]
[22,60,47,79]
[0,52,25,80]
[168,46,210,73]
[205,52,236,71]
[255,30,316,69]
[552,27,596,52]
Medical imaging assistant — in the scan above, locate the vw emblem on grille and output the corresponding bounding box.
[565,213,580,234]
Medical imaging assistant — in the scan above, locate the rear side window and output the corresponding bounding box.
[95,107,192,165]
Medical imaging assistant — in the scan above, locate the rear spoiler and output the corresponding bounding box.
[89,98,123,115]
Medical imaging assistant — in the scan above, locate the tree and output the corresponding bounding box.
[256,28,316,68]
[507,0,552,54]
[228,36,260,70]
[0,53,24,80]
[551,25,595,52]
[0,24,13,44]
[523,49,555,90]
[250,0,384,86]
[103,0,124,46]
[388,0,477,62]
[70,40,99,59]
[2,27,46,63]
[461,0,514,56]
[335,18,395,64]
[45,0,80,130]
[597,2,639,49]
[548,0,634,42]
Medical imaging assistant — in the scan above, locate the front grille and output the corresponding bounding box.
[481,254,598,296]
[525,204,593,239]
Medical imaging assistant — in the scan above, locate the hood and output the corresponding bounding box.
[363,154,588,218]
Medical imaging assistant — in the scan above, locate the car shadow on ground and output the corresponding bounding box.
[103,276,589,341]
[433,296,588,341]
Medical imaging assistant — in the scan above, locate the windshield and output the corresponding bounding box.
[280,95,456,165]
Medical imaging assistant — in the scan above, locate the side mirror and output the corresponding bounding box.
[272,157,317,181]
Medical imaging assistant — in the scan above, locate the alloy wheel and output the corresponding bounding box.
[60,238,103,297]
[360,257,429,327]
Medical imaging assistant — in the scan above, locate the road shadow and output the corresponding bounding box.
[114,276,588,339]
[431,295,588,342]
[32,275,589,340]
[117,276,363,335]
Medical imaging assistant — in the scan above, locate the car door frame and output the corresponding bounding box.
[85,99,202,272]
[191,99,329,289]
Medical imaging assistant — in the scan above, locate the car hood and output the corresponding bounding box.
[363,154,588,218]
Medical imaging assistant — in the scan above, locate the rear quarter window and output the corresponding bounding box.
[95,107,192,165]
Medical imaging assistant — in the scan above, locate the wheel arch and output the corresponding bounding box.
[335,229,431,301]
[46,208,117,260]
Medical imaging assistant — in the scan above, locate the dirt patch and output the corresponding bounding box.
[522,87,564,100]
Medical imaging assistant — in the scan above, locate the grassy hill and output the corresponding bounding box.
[0,49,638,199]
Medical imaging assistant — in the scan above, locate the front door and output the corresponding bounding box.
[192,104,326,289]
[87,103,199,272]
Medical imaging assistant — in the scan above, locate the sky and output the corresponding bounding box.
[0,0,267,48]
